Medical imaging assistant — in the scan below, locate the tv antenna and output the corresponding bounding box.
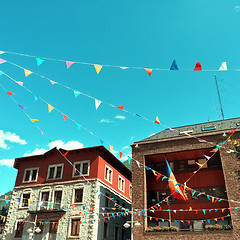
[215,74,225,120]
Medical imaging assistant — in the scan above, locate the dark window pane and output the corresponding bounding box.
[207,156,222,169]
[55,166,62,179]
[15,222,24,237]
[115,226,118,240]
[41,192,49,210]
[82,163,88,174]
[71,219,80,236]
[24,170,30,182]
[103,222,108,238]
[75,189,83,203]
[32,169,37,181]
[22,194,30,207]
[74,164,81,176]
[54,191,62,209]
[105,193,109,207]
[49,167,55,179]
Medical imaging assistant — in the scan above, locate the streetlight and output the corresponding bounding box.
[27,227,41,239]
[123,220,141,239]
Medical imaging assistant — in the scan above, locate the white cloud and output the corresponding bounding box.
[0,159,14,167]
[121,154,132,161]
[234,6,240,12]
[114,115,126,120]
[24,148,48,157]
[100,119,114,123]
[48,140,83,150]
[0,130,27,149]
[130,137,134,141]
[122,145,130,150]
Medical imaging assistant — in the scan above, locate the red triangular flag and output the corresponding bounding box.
[196,210,198,214]
[62,114,68,121]
[221,217,224,221]
[193,62,202,71]
[119,151,123,159]
[229,128,237,133]
[63,151,69,157]
[116,106,124,110]
[6,91,14,96]
[145,68,153,76]
[156,173,161,181]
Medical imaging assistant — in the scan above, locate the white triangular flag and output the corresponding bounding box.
[219,62,227,71]
[95,99,102,110]
[0,51,5,55]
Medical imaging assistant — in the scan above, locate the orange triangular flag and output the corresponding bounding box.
[116,106,124,110]
[30,119,39,123]
[193,62,202,71]
[62,114,68,121]
[6,91,15,96]
[24,69,32,77]
[154,116,160,124]
[48,104,54,113]
[145,68,153,76]
[94,64,103,74]
[4,195,9,200]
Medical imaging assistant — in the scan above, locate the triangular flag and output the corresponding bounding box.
[62,114,68,121]
[0,58,6,64]
[156,173,161,181]
[16,81,23,86]
[203,210,206,214]
[229,128,237,133]
[95,99,102,110]
[50,80,57,85]
[33,95,38,102]
[119,151,123,159]
[30,119,39,123]
[76,123,81,130]
[24,69,32,77]
[49,139,56,142]
[6,91,14,96]
[120,67,129,70]
[48,104,54,113]
[152,170,158,176]
[94,64,103,74]
[100,139,104,145]
[73,90,80,97]
[110,145,113,152]
[0,51,5,55]
[4,195,9,200]
[193,62,202,71]
[145,68,153,76]
[0,71,3,75]
[66,61,74,69]
[198,139,207,143]
[127,156,131,164]
[170,59,178,70]
[219,62,227,71]
[63,151,69,157]
[136,161,140,168]
[19,105,25,109]
[196,162,204,168]
[116,105,124,110]
[204,155,211,160]
[154,116,160,124]
[36,57,45,66]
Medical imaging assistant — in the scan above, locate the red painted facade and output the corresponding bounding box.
[14,146,132,201]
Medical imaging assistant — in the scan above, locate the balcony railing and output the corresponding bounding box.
[27,201,67,213]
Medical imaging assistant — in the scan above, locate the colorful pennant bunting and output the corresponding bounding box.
[24,69,32,77]
[109,145,113,152]
[95,99,102,110]
[154,116,160,124]
[170,59,178,70]
[73,90,80,98]
[193,62,202,71]
[6,91,14,96]
[94,64,103,74]
[36,57,45,66]
[116,105,124,110]
[219,62,227,71]
[119,151,123,159]
[0,58,6,64]
[48,104,54,113]
[50,80,57,85]
[66,61,74,69]
[62,114,68,121]
[30,119,39,123]
[145,68,153,76]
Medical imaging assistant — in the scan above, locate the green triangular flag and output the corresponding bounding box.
[49,139,56,142]
[162,176,168,181]
[36,57,45,66]
[127,156,131,164]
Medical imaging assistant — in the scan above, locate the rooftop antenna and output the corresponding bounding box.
[215,74,225,120]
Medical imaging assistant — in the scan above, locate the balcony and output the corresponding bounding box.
[27,201,67,214]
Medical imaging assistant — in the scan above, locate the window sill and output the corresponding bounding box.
[46,178,62,181]
[104,178,112,184]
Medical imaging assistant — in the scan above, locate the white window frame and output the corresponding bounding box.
[72,187,84,204]
[68,217,81,238]
[47,164,64,180]
[118,175,125,193]
[19,192,31,209]
[129,184,132,198]
[22,167,39,183]
[72,160,90,177]
[104,165,113,184]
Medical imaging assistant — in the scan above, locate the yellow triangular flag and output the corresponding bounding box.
[24,69,32,77]
[152,169,158,176]
[48,104,54,113]
[154,116,160,124]
[196,162,204,168]
[30,119,39,123]
[110,145,113,152]
[189,207,192,211]
[212,197,214,203]
[214,218,218,221]
[94,64,103,75]
[149,217,152,221]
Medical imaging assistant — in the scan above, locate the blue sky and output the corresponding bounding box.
[1,0,240,194]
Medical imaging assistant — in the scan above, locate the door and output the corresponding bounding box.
[48,221,58,240]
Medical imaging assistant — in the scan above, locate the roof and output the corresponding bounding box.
[14,145,131,180]
[137,117,240,143]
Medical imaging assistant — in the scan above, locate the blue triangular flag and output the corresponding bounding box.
[76,123,81,130]
[142,210,145,215]
[73,90,80,98]
[0,71,3,75]
[145,166,151,171]
[144,215,147,219]
[170,59,178,70]
[135,114,141,117]
[36,57,45,66]
[100,139,104,145]
[33,95,38,102]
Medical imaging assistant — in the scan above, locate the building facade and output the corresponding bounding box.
[3,146,131,240]
[132,118,240,239]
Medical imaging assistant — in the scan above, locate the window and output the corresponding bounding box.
[129,185,132,198]
[103,222,108,238]
[115,226,119,240]
[74,188,83,203]
[21,193,30,207]
[15,221,24,238]
[23,168,38,182]
[202,126,216,131]
[40,191,49,210]
[122,229,125,240]
[53,191,62,209]
[105,193,109,207]
[197,159,207,168]
[188,160,198,171]
[104,165,113,183]
[47,164,63,180]
[70,219,81,236]
[49,221,58,234]
[118,176,125,192]
[207,156,222,169]
[73,161,90,177]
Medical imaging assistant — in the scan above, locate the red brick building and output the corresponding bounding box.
[132,118,240,239]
